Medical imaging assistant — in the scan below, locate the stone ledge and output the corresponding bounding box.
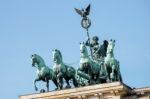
[19,82,133,99]
[134,87,150,97]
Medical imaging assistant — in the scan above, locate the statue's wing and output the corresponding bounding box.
[74,8,83,16]
[85,4,91,15]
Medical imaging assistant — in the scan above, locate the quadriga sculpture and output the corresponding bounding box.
[52,49,78,89]
[104,39,122,82]
[31,54,58,92]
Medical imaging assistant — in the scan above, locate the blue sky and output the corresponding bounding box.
[0,0,150,99]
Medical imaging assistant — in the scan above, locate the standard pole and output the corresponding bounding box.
[86,29,93,58]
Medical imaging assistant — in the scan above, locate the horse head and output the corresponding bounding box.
[31,54,38,67]
[80,42,89,57]
[107,39,115,54]
[52,49,63,64]
[31,54,45,68]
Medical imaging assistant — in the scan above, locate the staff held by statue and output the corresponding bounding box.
[75,4,93,58]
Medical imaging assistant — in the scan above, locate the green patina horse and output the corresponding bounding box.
[52,49,78,89]
[31,54,58,92]
[78,42,105,84]
[104,39,122,82]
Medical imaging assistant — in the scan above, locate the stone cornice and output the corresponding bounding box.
[19,82,134,99]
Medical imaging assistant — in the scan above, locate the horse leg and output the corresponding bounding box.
[117,70,122,82]
[52,78,58,90]
[34,78,40,91]
[57,77,63,89]
[46,79,49,92]
[119,73,123,82]
[110,65,116,82]
[95,74,100,84]
[65,78,71,89]
[116,64,122,82]
[56,72,64,89]
[72,76,78,87]
[60,77,63,89]
[105,65,110,82]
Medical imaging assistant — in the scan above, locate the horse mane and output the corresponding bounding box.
[34,54,46,65]
[56,49,63,61]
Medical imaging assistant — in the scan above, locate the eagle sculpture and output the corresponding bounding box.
[75,4,91,18]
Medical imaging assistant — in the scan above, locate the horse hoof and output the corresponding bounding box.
[65,85,71,89]
[40,89,46,93]
[55,88,59,90]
